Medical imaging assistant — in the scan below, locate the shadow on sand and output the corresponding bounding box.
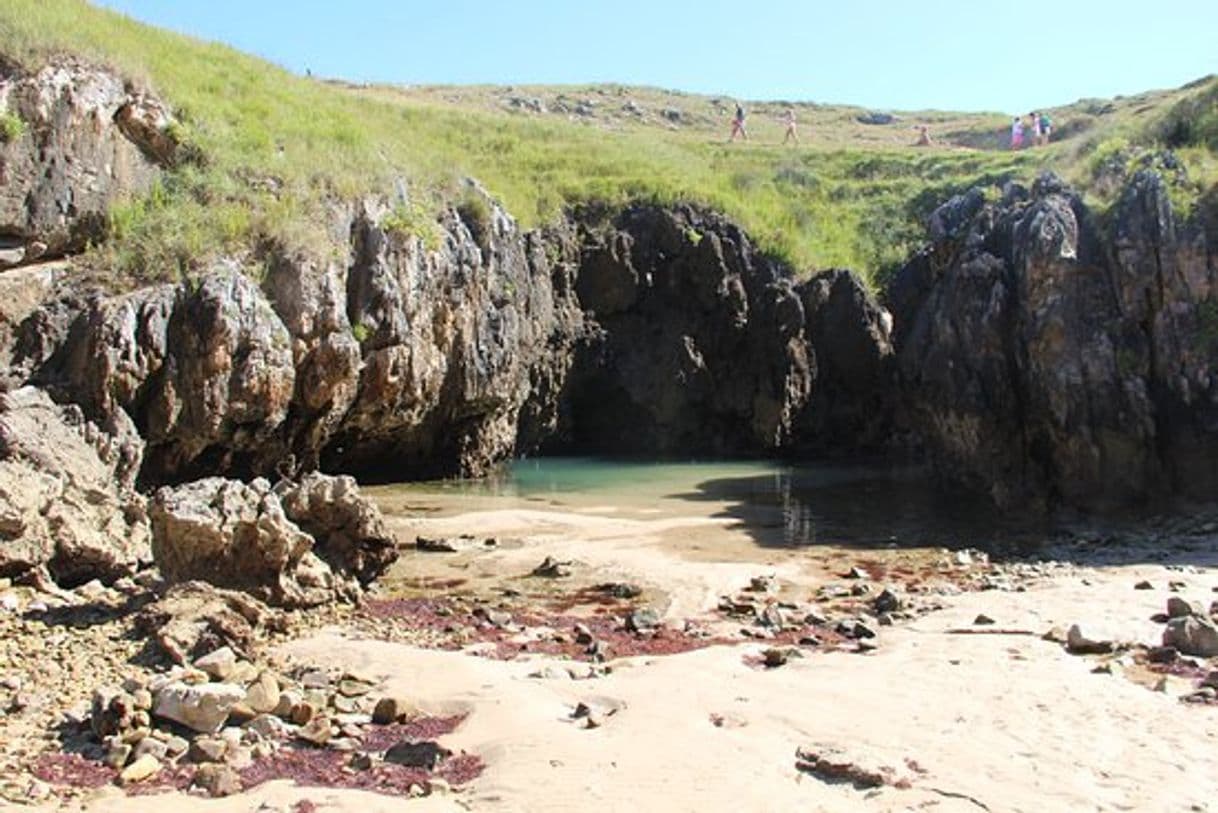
[673,464,1218,568]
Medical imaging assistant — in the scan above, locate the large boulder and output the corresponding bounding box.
[274,472,398,585]
[148,477,340,608]
[0,386,148,586]
[0,58,178,268]
[148,473,396,608]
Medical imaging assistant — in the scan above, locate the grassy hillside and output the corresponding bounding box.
[1,0,1214,289]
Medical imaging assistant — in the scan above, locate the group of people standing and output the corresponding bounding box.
[729,103,800,144]
[1011,111,1052,149]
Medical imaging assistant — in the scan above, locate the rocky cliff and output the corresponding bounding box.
[3,58,1216,523]
[892,171,1218,509]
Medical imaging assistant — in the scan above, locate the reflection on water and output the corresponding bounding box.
[390,457,1047,552]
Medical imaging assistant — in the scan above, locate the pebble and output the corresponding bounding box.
[974,614,996,626]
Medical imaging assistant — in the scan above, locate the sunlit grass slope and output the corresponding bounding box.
[0,0,1213,288]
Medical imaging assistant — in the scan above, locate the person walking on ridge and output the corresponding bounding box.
[1011,116,1024,150]
[1029,112,1042,146]
[1038,111,1052,145]
[730,102,748,141]
[782,109,798,145]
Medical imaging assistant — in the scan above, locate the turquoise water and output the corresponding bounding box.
[397,457,1045,551]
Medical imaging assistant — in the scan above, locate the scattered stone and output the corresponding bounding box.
[626,608,661,633]
[118,754,160,785]
[1146,646,1179,664]
[336,677,375,698]
[843,567,869,580]
[974,614,996,626]
[836,619,876,640]
[371,695,418,725]
[1066,624,1114,655]
[872,588,901,614]
[1134,580,1153,590]
[244,672,281,714]
[297,715,332,746]
[416,535,495,553]
[384,740,450,770]
[757,604,787,629]
[763,648,799,668]
[350,752,374,771]
[188,737,228,764]
[193,647,240,681]
[747,576,776,593]
[193,763,242,798]
[153,682,246,734]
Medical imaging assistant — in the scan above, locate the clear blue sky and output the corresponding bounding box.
[94,0,1218,112]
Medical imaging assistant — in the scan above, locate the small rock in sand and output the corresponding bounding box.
[974,614,996,626]
[843,567,869,580]
[872,588,901,614]
[1066,624,1114,655]
[597,582,643,599]
[372,695,418,725]
[1134,580,1154,590]
[626,608,661,633]
[530,556,572,578]
[384,740,450,770]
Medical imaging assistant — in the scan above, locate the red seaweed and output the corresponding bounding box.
[31,753,117,789]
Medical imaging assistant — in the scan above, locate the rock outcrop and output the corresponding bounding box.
[148,473,397,607]
[29,189,893,486]
[0,58,178,268]
[549,204,817,454]
[0,386,148,585]
[892,171,1218,509]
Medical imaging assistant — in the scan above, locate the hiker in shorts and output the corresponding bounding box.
[1038,111,1052,145]
[1011,117,1024,149]
[730,103,748,141]
[1028,112,1042,146]
[782,109,798,144]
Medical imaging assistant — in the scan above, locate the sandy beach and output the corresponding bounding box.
[7,479,1218,813]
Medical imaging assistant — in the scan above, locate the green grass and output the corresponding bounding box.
[0,109,25,142]
[1,0,1214,289]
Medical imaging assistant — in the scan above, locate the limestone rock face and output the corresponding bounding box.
[553,204,817,455]
[55,267,295,483]
[795,268,896,451]
[148,478,339,608]
[0,58,177,268]
[0,386,148,585]
[891,171,1218,509]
